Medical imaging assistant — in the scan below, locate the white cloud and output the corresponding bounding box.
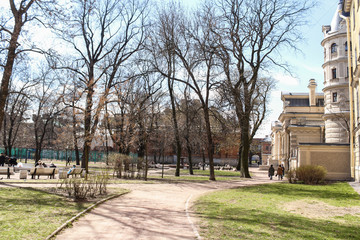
[301,64,323,75]
[272,73,299,86]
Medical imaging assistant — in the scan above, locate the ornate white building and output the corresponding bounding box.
[321,3,350,143]
[270,2,351,180]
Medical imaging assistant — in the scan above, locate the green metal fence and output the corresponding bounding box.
[0,148,114,163]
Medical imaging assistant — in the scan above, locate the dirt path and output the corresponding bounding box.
[55,168,274,240]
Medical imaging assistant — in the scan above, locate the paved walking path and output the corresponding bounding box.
[55,168,274,240]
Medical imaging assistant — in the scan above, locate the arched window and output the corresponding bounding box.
[345,41,348,52]
[331,43,337,53]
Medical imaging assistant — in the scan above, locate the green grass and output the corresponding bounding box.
[148,173,246,182]
[191,169,242,177]
[0,186,128,240]
[193,182,360,240]
[163,169,243,177]
[0,187,91,240]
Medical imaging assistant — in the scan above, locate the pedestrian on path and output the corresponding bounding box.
[277,165,283,180]
[0,153,5,166]
[268,165,275,180]
[66,157,71,166]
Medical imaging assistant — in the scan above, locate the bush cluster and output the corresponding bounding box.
[286,165,327,185]
[106,153,144,179]
[58,171,109,200]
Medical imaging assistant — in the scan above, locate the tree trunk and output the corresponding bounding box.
[0,9,24,133]
[236,144,243,171]
[202,148,206,170]
[187,144,193,175]
[240,121,251,178]
[72,104,80,165]
[203,108,215,180]
[82,80,94,173]
[35,145,42,162]
[168,78,181,177]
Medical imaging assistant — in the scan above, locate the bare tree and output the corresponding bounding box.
[210,0,312,177]
[31,66,65,162]
[51,0,148,172]
[149,3,184,176]
[2,80,31,156]
[0,0,58,133]
[151,3,221,180]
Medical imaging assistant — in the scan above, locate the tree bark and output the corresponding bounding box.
[0,0,36,132]
[203,108,215,180]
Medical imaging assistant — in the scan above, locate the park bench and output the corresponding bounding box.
[0,167,15,179]
[67,168,84,178]
[221,166,233,171]
[13,166,32,172]
[29,168,58,179]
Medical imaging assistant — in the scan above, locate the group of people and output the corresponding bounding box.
[35,160,56,168]
[0,152,17,166]
[268,164,285,180]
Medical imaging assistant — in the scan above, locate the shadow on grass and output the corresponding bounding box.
[0,187,86,211]
[197,201,360,240]
[236,183,360,202]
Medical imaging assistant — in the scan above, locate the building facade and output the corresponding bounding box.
[321,4,350,144]
[271,2,351,180]
[271,80,325,170]
[342,0,360,181]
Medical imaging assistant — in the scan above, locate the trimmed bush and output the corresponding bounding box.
[295,165,327,185]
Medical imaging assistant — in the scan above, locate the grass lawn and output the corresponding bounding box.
[148,169,247,182]
[161,169,243,177]
[193,182,360,240]
[0,187,126,240]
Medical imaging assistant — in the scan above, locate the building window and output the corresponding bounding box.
[347,67,349,77]
[332,92,338,102]
[331,43,337,53]
[345,41,348,52]
[332,68,337,79]
[317,99,324,106]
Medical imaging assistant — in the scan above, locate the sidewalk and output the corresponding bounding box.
[55,168,274,240]
[348,181,360,195]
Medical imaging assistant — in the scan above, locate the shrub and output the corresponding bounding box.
[106,153,131,178]
[295,165,327,185]
[58,171,110,200]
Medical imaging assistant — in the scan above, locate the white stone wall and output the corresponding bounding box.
[322,19,350,144]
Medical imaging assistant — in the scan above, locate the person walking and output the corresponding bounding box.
[281,164,285,180]
[0,153,5,166]
[277,165,283,180]
[268,165,275,180]
[66,157,71,166]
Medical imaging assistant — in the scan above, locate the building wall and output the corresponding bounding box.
[321,3,350,144]
[297,144,351,180]
[343,0,360,181]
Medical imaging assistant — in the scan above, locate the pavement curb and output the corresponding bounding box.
[45,191,129,240]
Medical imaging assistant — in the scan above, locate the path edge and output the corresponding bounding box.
[46,191,129,240]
